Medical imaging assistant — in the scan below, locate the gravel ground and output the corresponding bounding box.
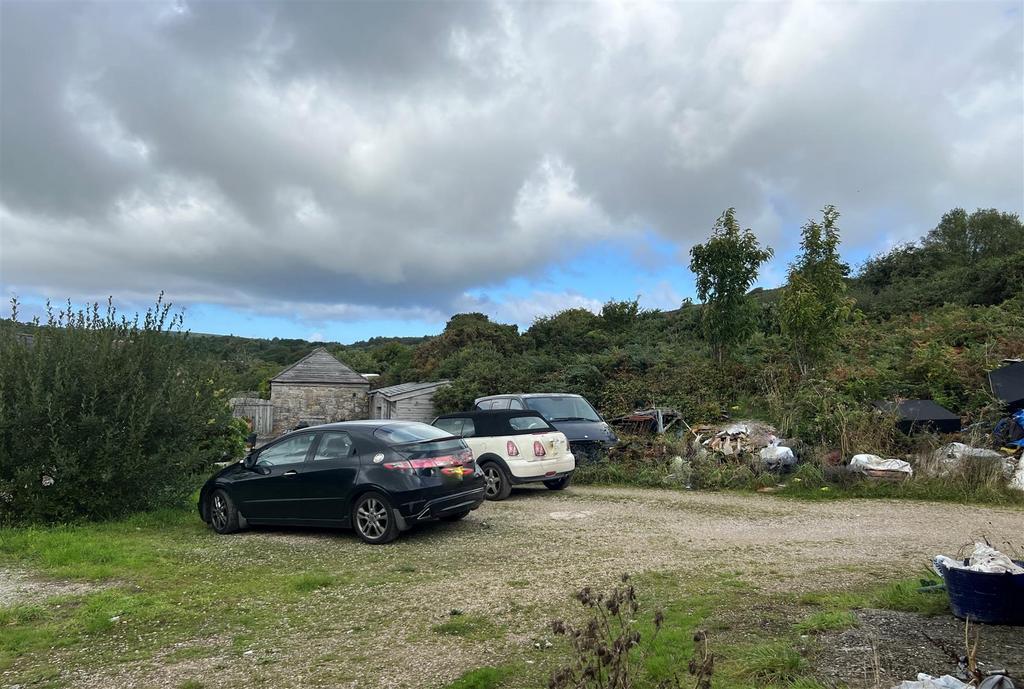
[7,485,1023,689]
[0,569,104,608]
[817,609,1023,688]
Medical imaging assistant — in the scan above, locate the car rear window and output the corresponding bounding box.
[508,415,553,431]
[374,423,453,445]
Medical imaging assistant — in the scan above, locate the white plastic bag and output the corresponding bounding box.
[759,445,796,469]
[933,543,1024,575]
[849,454,913,477]
[893,674,969,689]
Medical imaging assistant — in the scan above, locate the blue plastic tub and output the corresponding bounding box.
[935,559,1024,626]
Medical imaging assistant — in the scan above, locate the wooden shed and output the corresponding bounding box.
[270,348,369,433]
[370,381,450,423]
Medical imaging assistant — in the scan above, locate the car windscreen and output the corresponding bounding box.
[524,396,601,422]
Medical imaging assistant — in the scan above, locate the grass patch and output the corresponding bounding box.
[730,641,806,685]
[799,573,948,616]
[793,610,857,634]
[431,614,501,641]
[442,665,513,689]
[288,572,337,593]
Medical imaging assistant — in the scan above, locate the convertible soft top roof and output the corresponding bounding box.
[434,409,556,436]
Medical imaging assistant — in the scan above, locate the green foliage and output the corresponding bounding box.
[689,208,774,361]
[854,208,1024,316]
[0,297,244,524]
[779,206,853,374]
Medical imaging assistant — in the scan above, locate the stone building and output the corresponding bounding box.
[270,348,369,434]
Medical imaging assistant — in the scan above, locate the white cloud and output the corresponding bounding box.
[1,0,1020,322]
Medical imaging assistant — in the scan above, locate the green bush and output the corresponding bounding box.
[0,297,244,524]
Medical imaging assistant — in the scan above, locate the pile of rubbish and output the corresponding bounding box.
[849,453,914,480]
[695,421,797,470]
[932,542,1024,626]
[894,675,1015,689]
[844,442,1024,490]
[932,442,1008,474]
[934,543,1024,576]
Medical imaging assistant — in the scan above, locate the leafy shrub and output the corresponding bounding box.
[0,297,244,524]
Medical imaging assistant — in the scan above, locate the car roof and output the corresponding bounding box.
[287,420,432,434]
[437,409,547,420]
[474,393,583,400]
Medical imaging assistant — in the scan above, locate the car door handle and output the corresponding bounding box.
[283,470,298,477]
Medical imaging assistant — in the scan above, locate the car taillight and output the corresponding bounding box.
[382,460,414,472]
[506,441,520,456]
[385,453,475,474]
[533,440,546,457]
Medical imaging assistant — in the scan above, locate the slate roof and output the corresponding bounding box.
[371,380,450,400]
[271,347,368,385]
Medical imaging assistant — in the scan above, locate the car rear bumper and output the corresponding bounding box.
[508,454,576,483]
[394,484,486,529]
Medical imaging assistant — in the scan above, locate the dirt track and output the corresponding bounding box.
[9,486,1024,689]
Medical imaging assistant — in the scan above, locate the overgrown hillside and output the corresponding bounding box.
[200,206,1022,453]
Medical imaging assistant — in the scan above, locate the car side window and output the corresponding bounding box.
[508,399,524,410]
[433,418,464,436]
[490,398,510,410]
[509,415,549,431]
[461,419,476,437]
[476,400,494,410]
[313,432,354,461]
[258,433,315,466]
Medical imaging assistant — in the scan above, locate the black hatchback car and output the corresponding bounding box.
[198,421,485,544]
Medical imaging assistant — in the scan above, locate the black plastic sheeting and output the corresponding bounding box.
[990,361,1024,412]
[873,399,962,434]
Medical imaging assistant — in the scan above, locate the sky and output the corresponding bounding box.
[1,1,1021,344]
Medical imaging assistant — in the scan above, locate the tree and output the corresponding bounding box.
[779,205,853,374]
[688,208,774,361]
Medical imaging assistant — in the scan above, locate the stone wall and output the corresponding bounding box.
[270,382,369,434]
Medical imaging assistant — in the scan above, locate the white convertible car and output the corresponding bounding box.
[432,410,575,501]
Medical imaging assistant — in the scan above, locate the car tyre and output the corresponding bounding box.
[440,509,471,522]
[208,489,241,534]
[544,473,573,491]
[481,461,512,501]
[352,491,399,545]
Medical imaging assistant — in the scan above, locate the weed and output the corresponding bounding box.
[732,641,805,685]
[548,574,708,689]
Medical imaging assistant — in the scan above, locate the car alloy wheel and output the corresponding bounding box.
[483,466,502,498]
[355,497,389,540]
[211,493,229,531]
